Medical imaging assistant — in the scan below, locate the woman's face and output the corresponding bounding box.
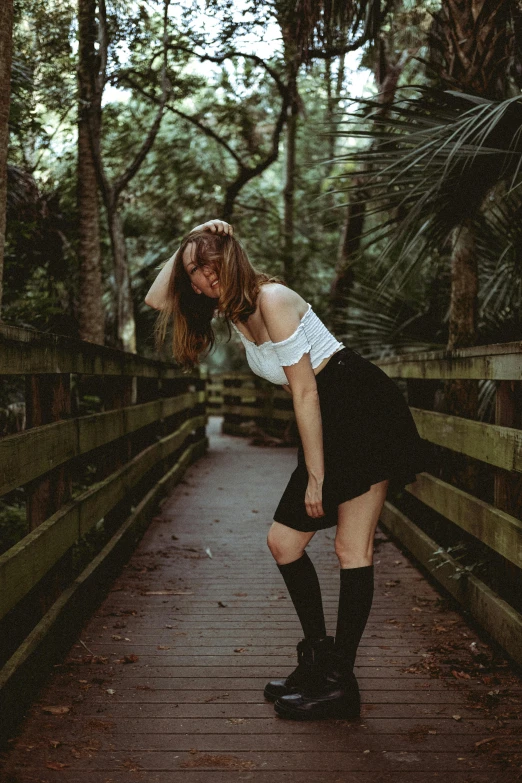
[182,243,221,299]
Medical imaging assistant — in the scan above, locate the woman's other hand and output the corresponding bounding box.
[305,476,325,518]
[191,219,233,235]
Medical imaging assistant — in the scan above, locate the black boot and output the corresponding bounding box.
[273,648,361,720]
[264,636,334,702]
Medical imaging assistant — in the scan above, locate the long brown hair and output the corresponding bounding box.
[154,229,282,368]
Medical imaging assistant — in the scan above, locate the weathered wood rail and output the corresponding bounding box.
[0,324,207,740]
[210,341,522,665]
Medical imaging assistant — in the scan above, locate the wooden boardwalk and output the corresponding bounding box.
[1,416,522,783]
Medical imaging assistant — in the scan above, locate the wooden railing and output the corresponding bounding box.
[0,324,207,736]
[207,372,296,440]
[209,342,522,665]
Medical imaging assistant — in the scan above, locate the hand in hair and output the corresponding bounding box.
[190,219,234,236]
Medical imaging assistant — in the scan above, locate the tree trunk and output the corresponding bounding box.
[282,68,298,286]
[429,0,510,100]
[441,219,480,491]
[0,0,14,319]
[429,1,511,495]
[77,0,105,345]
[107,200,136,353]
[447,220,478,351]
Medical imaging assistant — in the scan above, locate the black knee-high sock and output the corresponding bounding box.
[335,565,374,669]
[277,552,326,640]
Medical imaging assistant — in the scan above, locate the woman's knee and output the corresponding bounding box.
[334,537,373,569]
[267,522,310,565]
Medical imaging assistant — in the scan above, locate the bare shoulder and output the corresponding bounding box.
[258,283,307,316]
[257,283,308,343]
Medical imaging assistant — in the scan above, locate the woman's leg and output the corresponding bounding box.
[265,522,332,702]
[267,522,324,639]
[334,479,388,670]
[274,480,388,719]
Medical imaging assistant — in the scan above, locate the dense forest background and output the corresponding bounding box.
[2,0,522,378]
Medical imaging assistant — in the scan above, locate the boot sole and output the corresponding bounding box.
[274,700,360,721]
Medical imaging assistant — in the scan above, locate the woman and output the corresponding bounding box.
[145,218,428,721]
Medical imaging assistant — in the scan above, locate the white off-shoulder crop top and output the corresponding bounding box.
[230,304,344,385]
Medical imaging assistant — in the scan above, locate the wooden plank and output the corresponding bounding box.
[3,773,504,783]
[406,472,522,566]
[222,404,294,422]
[0,749,501,772]
[374,341,522,380]
[0,392,204,497]
[0,436,207,742]
[411,407,522,472]
[222,387,270,400]
[380,501,522,666]
[0,416,205,620]
[0,323,197,379]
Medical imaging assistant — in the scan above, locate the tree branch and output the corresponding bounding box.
[113,0,171,198]
[163,44,289,98]
[120,73,245,167]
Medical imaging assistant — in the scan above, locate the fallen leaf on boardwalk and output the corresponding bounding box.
[204,692,229,702]
[452,714,462,721]
[181,753,255,770]
[218,601,227,607]
[112,634,123,641]
[475,737,496,747]
[49,740,62,748]
[46,762,70,770]
[106,689,116,695]
[452,670,471,680]
[234,648,246,653]
[141,590,193,595]
[385,580,400,587]
[205,547,213,558]
[41,706,70,715]
[227,718,245,724]
[68,655,108,665]
[120,759,143,772]
[157,645,170,650]
[115,654,139,664]
[234,592,247,596]
[433,626,448,633]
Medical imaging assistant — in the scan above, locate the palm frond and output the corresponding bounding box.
[336,278,445,360]
[331,87,522,292]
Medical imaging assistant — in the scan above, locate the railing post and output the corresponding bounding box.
[25,374,72,530]
[194,366,208,446]
[494,380,522,516]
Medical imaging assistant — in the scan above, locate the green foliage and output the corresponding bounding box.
[5,0,522,367]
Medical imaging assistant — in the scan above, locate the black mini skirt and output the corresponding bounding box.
[273,346,429,532]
